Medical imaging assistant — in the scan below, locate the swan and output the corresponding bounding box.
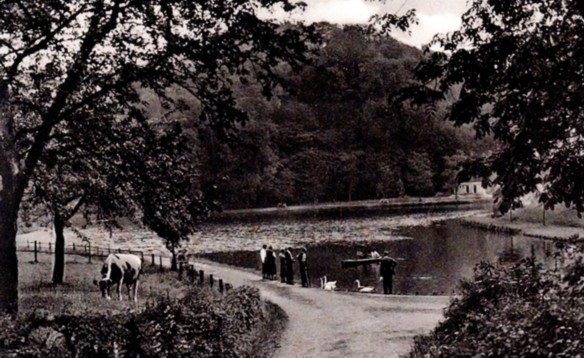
[321,275,337,291]
[324,281,337,291]
[355,279,374,293]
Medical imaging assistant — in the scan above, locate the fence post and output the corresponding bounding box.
[188,265,195,283]
[118,247,122,253]
[199,270,204,285]
[209,274,214,288]
[151,254,155,266]
[219,279,224,294]
[27,240,30,250]
[159,256,163,272]
[141,251,144,262]
[48,242,52,253]
[73,243,76,252]
[88,242,92,263]
[34,241,38,263]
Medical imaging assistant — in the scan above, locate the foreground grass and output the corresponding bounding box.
[18,252,189,315]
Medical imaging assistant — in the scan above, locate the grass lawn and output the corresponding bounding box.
[510,205,584,228]
[17,251,190,316]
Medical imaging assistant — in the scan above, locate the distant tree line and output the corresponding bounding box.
[187,24,495,209]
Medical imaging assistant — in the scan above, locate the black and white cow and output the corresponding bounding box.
[93,254,142,302]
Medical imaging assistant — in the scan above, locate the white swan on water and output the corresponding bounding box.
[355,279,374,293]
[320,275,337,291]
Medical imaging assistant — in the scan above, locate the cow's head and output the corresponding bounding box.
[93,278,113,300]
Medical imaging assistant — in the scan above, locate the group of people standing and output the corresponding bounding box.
[260,245,397,293]
[260,245,310,287]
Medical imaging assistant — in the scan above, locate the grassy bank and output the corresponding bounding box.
[461,205,584,241]
[5,252,286,357]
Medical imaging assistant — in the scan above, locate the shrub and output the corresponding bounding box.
[408,245,584,357]
[0,286,270,357]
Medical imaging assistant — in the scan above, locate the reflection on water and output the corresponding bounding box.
[391,222,554,295]
[200,220,556,295]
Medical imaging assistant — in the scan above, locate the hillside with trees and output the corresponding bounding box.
[192,24,496,209]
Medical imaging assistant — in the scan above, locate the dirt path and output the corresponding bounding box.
[193,260,450,358]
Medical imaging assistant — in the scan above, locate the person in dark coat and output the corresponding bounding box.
[266,246,277,280]
[297,247,309,287]
[279,249,287,283]
[285,247,294,285]
[379,251,398,294]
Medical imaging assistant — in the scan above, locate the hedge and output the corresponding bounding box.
[408,244,584,357]
[0,286,270,357]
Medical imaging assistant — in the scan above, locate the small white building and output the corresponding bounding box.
[457,180,490,197]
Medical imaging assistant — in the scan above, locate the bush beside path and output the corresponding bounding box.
[192,259,450,358]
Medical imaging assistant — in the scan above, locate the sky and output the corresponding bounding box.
[265,0,469,48]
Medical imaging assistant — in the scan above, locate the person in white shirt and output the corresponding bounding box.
[260,245,267,279]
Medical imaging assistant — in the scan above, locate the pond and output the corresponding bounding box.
[197,214,557,295]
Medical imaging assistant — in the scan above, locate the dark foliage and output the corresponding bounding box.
[196,24,494,209]
[409,0,584,215]
[0,0,319,313]
[0,286,269,358]
[408,245,584,357]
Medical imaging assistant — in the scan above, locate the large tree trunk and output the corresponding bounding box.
[0,159,20,314]
[0,80,29,314]
[0,201,19,315]
[52,212,66,284]
[171,248,178,271]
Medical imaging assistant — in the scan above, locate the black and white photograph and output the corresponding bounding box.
[1,0,583,356]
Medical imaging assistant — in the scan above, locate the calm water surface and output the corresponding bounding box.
[200,216,555,295]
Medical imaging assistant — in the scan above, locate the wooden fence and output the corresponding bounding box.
[17,241,146,264]
[16,241,232,294]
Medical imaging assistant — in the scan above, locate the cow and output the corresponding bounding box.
[93,253,142,302]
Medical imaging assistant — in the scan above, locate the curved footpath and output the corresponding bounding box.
[194,260,450,358]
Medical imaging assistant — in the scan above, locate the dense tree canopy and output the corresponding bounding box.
[22,107,213,281]
[194,24,493,208]
[412,0,584,214]
[0,0,318,314]
[0,0,419,315]
[25,112,150,283]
